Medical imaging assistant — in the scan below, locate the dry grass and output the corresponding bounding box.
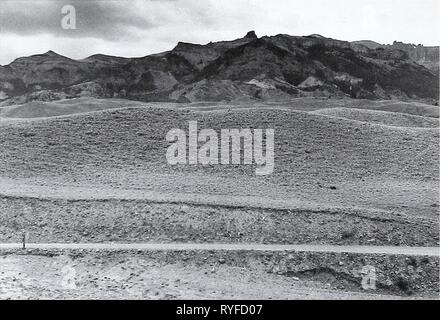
[311,107,439,128]
[0,98,438,245]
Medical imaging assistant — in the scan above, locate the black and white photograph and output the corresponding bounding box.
[0,0,439,304]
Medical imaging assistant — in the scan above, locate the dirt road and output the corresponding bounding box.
[1,243,438,256]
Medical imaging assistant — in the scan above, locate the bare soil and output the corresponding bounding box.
[0,249,438,299]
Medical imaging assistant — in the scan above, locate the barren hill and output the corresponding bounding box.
[0,100,438,246]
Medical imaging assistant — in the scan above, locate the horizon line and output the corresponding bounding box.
[1,32,439,67]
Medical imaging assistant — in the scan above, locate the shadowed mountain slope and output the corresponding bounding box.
[0,33,438,105]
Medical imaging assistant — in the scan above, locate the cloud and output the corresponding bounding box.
[0,0,155,41]
[0,0,438,65]
[0,0,303,42]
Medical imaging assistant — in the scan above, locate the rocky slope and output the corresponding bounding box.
[0,32,438,105]
[352,40,439,74]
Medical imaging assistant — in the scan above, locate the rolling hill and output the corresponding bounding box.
[311,107,439,128]
[0,99,438,247]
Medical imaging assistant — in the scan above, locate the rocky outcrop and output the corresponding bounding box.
[352,40,439,74]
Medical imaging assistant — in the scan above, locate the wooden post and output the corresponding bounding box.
[22,232,25,249]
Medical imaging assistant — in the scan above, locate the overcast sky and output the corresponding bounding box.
[0,0,438,65]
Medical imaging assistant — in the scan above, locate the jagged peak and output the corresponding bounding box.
[7,50,73,67]
[174,41,203,50]
[45,50,58,55]
[30,50,66,59]
[245,31,258,39]
[38,50,67,59]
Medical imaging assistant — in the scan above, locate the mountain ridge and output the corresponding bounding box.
[351,40,439,74]
[0,32,438,105]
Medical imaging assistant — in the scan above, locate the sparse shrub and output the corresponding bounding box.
[341,229,356,239]
[396,277,412,294]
